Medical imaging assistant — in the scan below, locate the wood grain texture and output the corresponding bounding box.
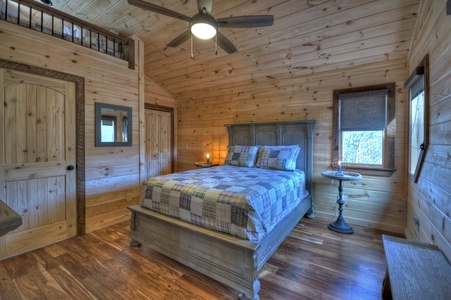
[2,0,450,269]
[404,0,451,263]
[0,69,77,259]
[145,109,173,178]
[174,59,408,234]
[1,0,421,244]
[0,217,395,300]
[0,18,146,256]
[382,235,451,300]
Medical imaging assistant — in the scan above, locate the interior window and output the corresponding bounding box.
[332,83,396,177]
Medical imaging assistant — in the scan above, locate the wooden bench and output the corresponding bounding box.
[382,234,451,300]
[0,200,22,237]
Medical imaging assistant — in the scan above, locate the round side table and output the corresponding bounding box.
[321,170,362,234]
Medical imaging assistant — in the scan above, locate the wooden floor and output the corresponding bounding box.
[0,217,402,300]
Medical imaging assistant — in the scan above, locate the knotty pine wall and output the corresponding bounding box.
[144,76,176,109]
[176,57,408,234]
[0,21,176,234]
[404,0,451,261]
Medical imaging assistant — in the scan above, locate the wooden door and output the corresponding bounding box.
[0,69,76,259]
[145,109,172,178]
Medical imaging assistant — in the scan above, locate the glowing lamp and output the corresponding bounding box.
[203,152,211,164]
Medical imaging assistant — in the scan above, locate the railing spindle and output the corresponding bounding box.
[5,0,8,21]
[81,26,84,46]
[2,0,131,66]
[17,2,20,24]
[28,6,32,28]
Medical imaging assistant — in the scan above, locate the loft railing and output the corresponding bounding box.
[0,0,135,69]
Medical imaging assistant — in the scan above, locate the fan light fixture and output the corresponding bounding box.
[191,22,216,39]
[190,10,217,40]
[127,0,274,55]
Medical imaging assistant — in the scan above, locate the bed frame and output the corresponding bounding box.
[128,120,316,300]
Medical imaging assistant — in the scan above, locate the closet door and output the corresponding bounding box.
[145,109,172,178]
[0,69,76,259]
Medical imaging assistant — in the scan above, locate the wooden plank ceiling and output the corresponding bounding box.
[38,0,419,98]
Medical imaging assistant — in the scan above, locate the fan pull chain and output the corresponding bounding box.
[191,34,194,59]
[215,34,218,55]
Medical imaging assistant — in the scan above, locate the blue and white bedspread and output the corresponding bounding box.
[141,165,309,242]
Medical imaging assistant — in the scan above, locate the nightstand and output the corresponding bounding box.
[194,162,219,168]
[321,170,362,234]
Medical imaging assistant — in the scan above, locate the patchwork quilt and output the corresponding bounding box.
[142,165,309,242]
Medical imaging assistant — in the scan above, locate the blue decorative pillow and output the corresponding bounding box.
[224,145,260,167]
[256,145,300,171]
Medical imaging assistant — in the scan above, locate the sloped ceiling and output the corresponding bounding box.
[36,0,419,98]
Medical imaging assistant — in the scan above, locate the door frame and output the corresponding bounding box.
[144,103,174,174]
[0,59,86,235]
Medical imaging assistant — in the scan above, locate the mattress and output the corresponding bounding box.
[141,165,309,242]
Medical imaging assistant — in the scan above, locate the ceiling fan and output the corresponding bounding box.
[128,0,274,54]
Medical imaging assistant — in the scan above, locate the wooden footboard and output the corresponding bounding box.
[128,195,312,300]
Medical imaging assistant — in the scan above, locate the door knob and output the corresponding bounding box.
[67,165,75,171]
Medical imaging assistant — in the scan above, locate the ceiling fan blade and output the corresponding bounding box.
[128,0,191,22]
[217,31,237,54]
[218,15,274,28]
[197,0,213,14]
[167,29,192,47]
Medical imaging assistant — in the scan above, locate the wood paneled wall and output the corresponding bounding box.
[0,20,146,235]
[405,0,451,261]
[144,76,176,108]
[176,57,408,234]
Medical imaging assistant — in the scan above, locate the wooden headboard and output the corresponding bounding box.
[225,120,316,198]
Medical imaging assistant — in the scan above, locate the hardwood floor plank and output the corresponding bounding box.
[35,263,72,300]
[0,265,21,300]
[47,265,98,299]
[0,217,398,299]
[114,271,178,300]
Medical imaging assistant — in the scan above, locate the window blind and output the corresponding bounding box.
[339,89,387,131]
[409,74,424,99]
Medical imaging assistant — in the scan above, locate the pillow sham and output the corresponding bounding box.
[224,145,260,167]
[256,145,300,171]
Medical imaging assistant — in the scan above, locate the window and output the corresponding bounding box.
[333,83,396,176]
[405,55,428,183]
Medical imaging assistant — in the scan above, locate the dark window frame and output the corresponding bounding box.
[332,83,396,177]
[405,55,429,183]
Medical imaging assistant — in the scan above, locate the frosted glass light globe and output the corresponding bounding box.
[191,23,216,39]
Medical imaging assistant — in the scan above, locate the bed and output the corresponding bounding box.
[128,120,315,300]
